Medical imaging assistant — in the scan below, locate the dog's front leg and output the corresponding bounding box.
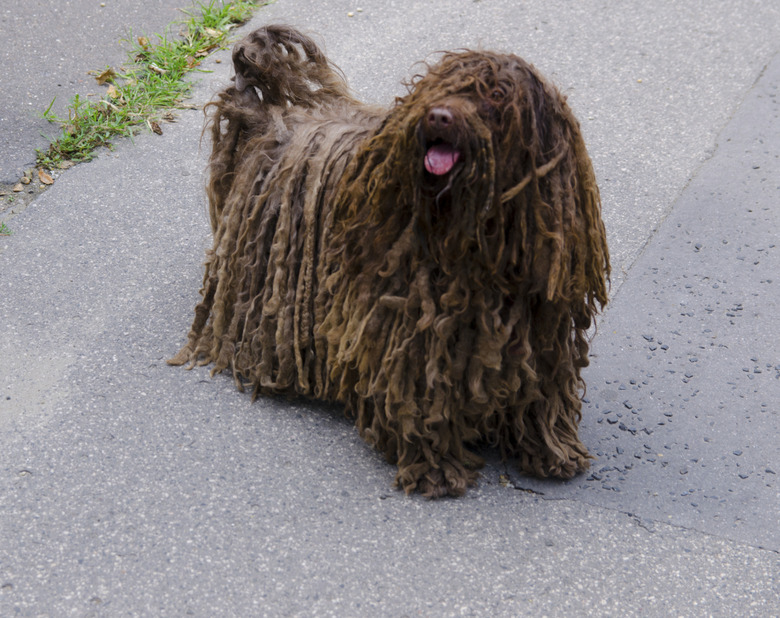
[515,359,592,479]
[394,437,482,499]
[357,398,482,498]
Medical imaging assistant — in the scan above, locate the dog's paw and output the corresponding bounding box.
[519,444,591,480]
[396,457,479,498]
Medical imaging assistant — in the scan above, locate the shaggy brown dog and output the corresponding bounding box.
[170,25,610,498]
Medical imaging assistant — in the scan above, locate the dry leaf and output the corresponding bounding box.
[106,84,120,99]
[203,27,222,39]
[12,183,24,192]
[58,160,76,170]
[95,67,116,85]
[149,120,163,135]
[185,55,199,69]
[38,169,54,185]
[197,42,219,55]
[161,111,176,122]
[137,36,150,50]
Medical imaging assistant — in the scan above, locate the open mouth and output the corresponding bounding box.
[424,141,461,176]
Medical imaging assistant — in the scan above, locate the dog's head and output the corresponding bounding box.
[405,51,566,201]
[334,50,609,308]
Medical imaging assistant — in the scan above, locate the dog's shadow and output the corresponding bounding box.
[221,373,526,499]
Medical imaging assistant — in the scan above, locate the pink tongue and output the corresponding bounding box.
[424,143,460,175]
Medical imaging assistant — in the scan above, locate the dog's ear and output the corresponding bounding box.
[502,63,609,309]
[523,70,553,153]
[572,122,611,309]
[547,115,610,310]
[506,90,609,308]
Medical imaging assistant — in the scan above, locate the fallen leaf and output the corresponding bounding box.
[197,42,219,54]
[58,161,76,170]
[95,67,116,85]
[20,176,31,185]
[161,111,176,122]
[149,120,163,135]
[137,36,150,50]
[185,55,200,69]
[12,183,23,192]
[106,84,120,99]
[38,169,54,185]
[203,27,222,39]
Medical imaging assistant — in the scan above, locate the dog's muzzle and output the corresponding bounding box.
[422,106,462,176]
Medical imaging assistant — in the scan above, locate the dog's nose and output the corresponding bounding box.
[427,107,453,130]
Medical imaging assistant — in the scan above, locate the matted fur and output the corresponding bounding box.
[170,25,610,498]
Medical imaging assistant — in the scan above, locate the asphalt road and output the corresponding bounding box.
[1,1,779,615]
[0,0,204,184]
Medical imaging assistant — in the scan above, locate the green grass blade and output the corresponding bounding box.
[36,0,265,169]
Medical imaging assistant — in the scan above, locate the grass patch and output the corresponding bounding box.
[0,221,11,236]
[36,0,265,169]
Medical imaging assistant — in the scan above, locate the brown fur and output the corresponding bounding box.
[170,25,610,498]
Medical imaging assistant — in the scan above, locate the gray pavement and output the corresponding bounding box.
[0,0,205,184]
[1,1,779,615]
